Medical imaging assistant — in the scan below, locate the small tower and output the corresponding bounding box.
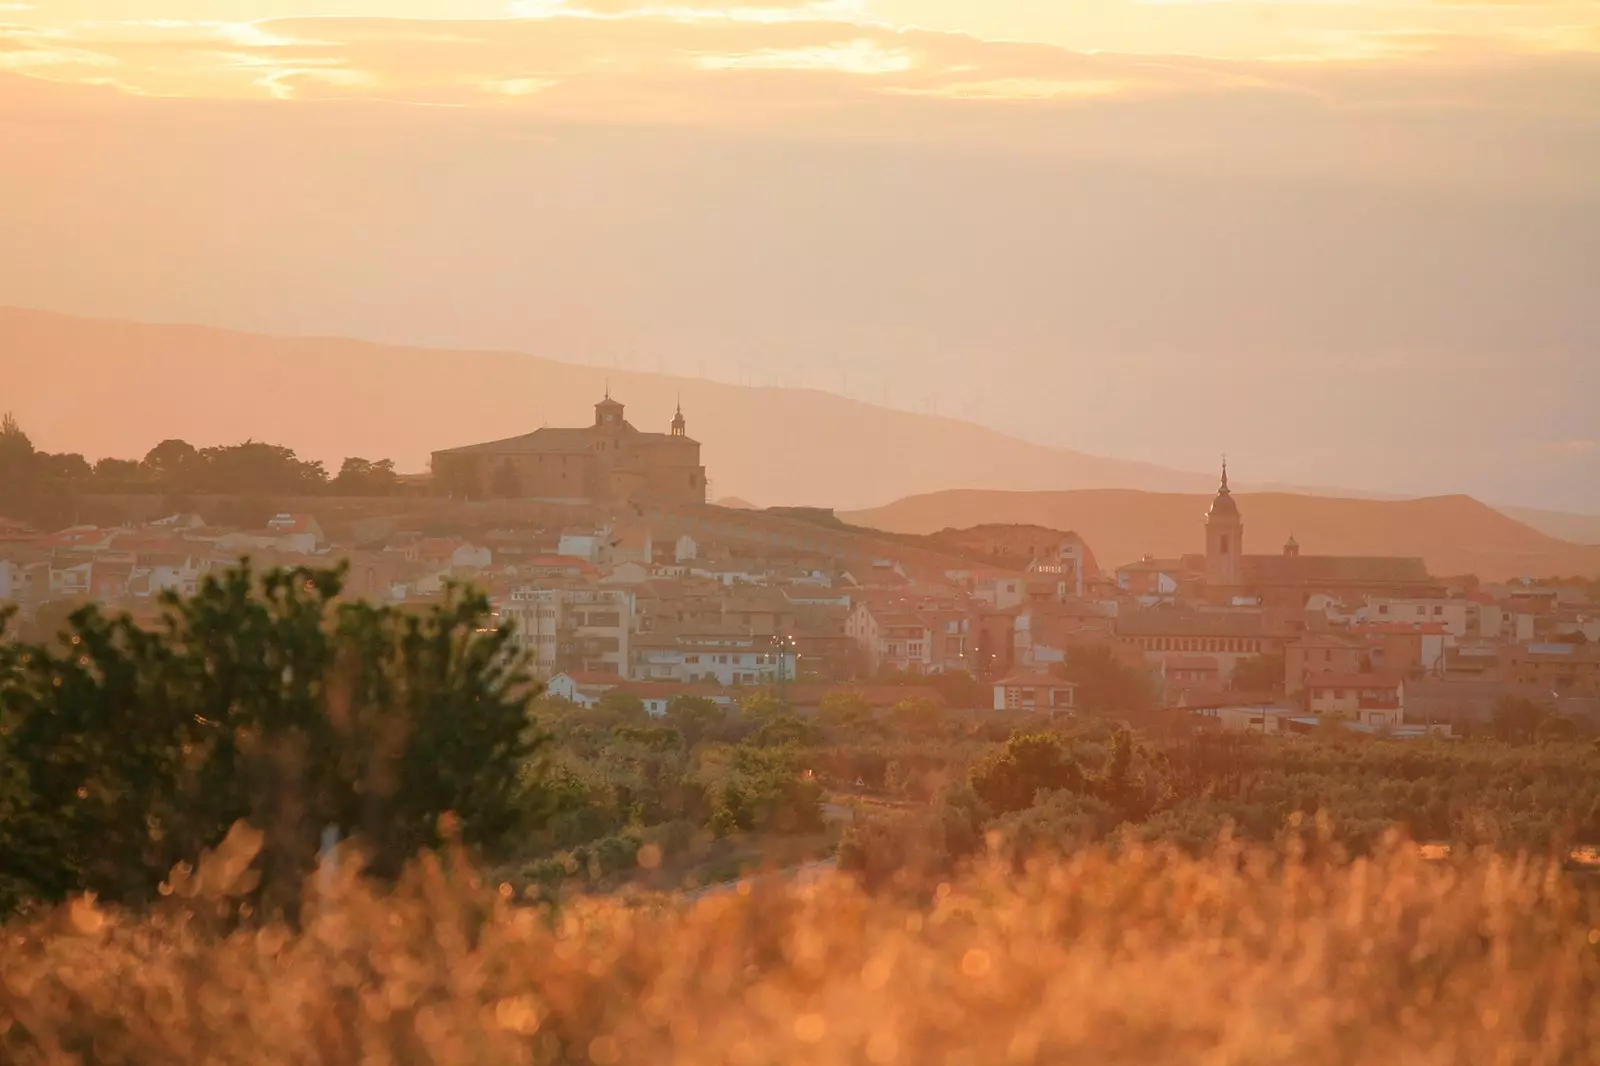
[670,398,686,438]
[594,390,625,429]
[1283,533,1300,558]
[1205,458,1244,586]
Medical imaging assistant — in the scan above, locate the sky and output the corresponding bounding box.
[1,1,1597,509]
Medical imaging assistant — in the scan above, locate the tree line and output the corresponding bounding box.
[0,412,409,525]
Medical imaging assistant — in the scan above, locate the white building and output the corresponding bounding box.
[1366,597,1469,638]
[630,632,797,686]
[500,586,634,678]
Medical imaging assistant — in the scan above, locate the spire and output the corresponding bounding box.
[1219,454,1230,495]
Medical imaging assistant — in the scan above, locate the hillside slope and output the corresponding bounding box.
[1,307,1210,511]
[841,489,1600,582]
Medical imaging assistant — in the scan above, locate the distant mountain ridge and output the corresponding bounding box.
[1,306,1596,557]
[840,489,1600,582]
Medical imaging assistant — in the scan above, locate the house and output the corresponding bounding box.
[1304,673,1404,727]
[1366,597,1469,638]
[1164,656,1221,688]
[993,673,1078,711]
[557,528,606,563]
[499,586,634,678]
[1284,633,1368,695]
[0,558,44,604]
[414,538,492,571]
[1116,556,1188,602]
[674,534,699,563]
[265,514,323,554]
[600,560,653,587]
[544,671,621,707]
[629,630,797,686]
[49,558,93,598]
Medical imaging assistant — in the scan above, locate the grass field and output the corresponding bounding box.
[4,823,1599,1066]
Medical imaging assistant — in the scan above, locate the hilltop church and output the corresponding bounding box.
[1198,462,1433,605]
[431,395,707,505]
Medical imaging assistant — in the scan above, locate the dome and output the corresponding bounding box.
[1207,491,1239,520]
[1205,459,1239,521]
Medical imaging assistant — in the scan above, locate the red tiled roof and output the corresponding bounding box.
[1354,622,1449,636]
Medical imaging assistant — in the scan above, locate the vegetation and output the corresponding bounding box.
[0,413,406,525]
[4,826,1600,1065]
[0,562,540,915]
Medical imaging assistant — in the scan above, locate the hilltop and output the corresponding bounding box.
[4,307,1597,549]
[841,489,1600,582]
[0,307,1206,512]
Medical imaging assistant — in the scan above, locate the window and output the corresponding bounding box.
[1378,605,1389,615]
[1220,535,1230,555]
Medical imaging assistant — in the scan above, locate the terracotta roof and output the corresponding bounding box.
[1242,555,1430,586]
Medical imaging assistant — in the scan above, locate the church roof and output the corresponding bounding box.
[1241,554,1430,586]
[434,422,694,456]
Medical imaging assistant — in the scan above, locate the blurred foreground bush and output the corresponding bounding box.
[3,823,1600,1065]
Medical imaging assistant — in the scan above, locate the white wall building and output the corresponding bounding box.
[500,586,634,678]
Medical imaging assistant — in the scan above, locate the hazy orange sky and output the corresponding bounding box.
[2,1,1597,508]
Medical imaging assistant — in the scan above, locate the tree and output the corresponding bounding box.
[741,691,788,722]
[1491,696,1546,745]
[664,695,724,746]
[333,457,400,496]
[34,452,92,483]
[817,691,872,730]
[141,438,201,488]
[0,561,545,913]
[1062,646,1154,713]
[596,690,648,721]
[970,732,1085,815]
[92,457,146,491]
[888,696,946,737]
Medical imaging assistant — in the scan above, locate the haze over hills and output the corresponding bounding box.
[841,490,1600,583]
[0,306,1218,510]
[2,306,1597,570]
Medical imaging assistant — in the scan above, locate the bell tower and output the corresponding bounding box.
[1205,458,1244,586]
[670,399,686,437]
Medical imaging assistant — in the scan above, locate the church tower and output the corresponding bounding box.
[670,400,686,437]
[1205,459,1244,586]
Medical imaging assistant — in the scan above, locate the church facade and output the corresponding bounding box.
[431,395,707,505]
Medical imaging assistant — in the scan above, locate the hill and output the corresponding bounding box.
[840,489,1600,582]
[0,307,1210,513]
[4,307,1597,542]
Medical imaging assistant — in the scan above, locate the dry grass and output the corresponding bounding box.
[4,823,1600,1066]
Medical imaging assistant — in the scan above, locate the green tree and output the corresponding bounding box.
[596,690,648,721]
[333,457,399,496]
[141,438,201,489]
[741,691,787,722]
[1491,696,1546,745]
[888,696,946,736]
[970,733,1085,815]
[0,561,544,913]
[664,695,724,746]
[1062,646,1154,713]
[817,691,871,730]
